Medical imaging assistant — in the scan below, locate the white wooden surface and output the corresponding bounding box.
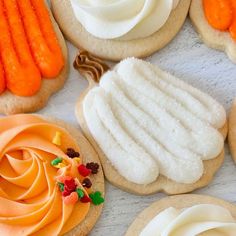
[38,18,235,235]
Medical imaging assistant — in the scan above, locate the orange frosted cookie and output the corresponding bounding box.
[0,0,68,114]
[0,114,104,236]
[190,0,236,63]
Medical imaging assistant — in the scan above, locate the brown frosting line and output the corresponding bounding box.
[73,51,109,82]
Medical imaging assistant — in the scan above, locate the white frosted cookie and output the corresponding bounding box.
[229,98,236,163]
[75,52,227,195]
[190,0,236,64]
[126,194,236,236]
[51,0,191,61]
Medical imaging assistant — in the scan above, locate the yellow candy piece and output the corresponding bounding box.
[74,157,81,164]
[52,131,62,146]
[54,162,67,169]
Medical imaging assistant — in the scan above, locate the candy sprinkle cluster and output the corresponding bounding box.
[51,145,104,206]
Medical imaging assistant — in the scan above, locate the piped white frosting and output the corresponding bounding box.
[140,204,236,236]
[83,58,226,185]
[70,0,180,40]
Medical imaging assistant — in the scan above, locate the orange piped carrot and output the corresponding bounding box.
[0,0,41,96]
[0,60,5,94]
[229,0,236,40]
[17,0,64,78]
[203,0,233,30]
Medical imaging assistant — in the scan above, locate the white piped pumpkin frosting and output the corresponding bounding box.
[140,204,236,236]
[70,0,180,40]
[83,58,226,185]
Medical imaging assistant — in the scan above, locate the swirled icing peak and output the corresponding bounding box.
[74,51,109,82]
[0,114,103,236]
[70,0,180,40]
[140,204,236,236]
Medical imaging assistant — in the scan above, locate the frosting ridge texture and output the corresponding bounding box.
[83,58,226,185]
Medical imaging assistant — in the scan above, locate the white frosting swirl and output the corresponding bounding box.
[140,204,236,236]
[83,58,226,185]
[70,0,180,40]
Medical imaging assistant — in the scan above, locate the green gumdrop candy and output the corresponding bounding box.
[89,191,104,205]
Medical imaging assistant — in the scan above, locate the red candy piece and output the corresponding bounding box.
[62,189,71,197]
[80,195,91,203]
[78,164,91,177]
[57,175,72,183]
[64,179,77,192]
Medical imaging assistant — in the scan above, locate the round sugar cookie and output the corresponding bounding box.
[126,194,236,236]
[51,0,191,61]
[0,114,105,236]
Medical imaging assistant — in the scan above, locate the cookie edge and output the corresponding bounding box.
[125,194,236,236]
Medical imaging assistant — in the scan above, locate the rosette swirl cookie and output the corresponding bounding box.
[229,98,236,163]
[190,0,236,63]
[75,52,227,195]
[0,114,104,236]
[0,0,68,114]
[126,194,236,236]
[51,0,191,61]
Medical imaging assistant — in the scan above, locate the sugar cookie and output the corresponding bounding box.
[126,194,236,236]
[0,0,69,114]
[0,114,105,235]
[229,98,236,163]
[74,52,227,195]
[51,0,191,61]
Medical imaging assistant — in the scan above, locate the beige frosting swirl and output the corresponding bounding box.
[140,204,236,236]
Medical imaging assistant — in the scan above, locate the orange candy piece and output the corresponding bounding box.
[64,192,79,205]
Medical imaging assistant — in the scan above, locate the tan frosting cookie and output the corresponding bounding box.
[229,98,236,163]
[126,194,236,236]
[74,52,227,196]
[190,0,236,64]
[51,0,190,61]
[0,4,69,115]
[45,116,105,236]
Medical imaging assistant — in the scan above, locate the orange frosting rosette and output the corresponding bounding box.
[0,115,92,236]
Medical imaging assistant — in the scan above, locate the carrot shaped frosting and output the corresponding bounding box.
[18,0,65,78]
[229,0,236,40]
[0,0,64,96]
[203,0,236,41]
[0,0,41,96]
[0,60,5,94]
